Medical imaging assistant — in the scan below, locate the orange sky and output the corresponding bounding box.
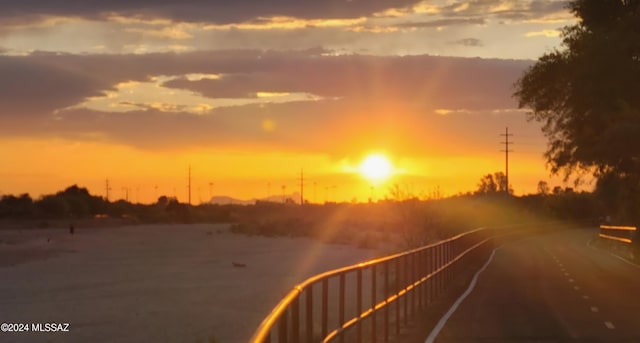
[0,1,578,203]
[0,135,565,204]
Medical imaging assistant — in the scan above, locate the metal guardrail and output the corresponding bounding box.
[599,225,637,244]
[250,227,508,343]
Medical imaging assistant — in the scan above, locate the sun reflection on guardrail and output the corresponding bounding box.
[599,225,636,244]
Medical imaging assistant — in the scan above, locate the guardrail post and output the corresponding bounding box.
[371,264,377,342]
[427,247,432,305]
[435,245,440,297]
[292,297,300,343]
[403,255,408,327]
[322,279,328,339]
[339,274,345,343]
[418,250,424,311]
[357,268,363,343]
[395,258,400,337]
[278,310,288,343]
[411,253,416,318]
[425,249,429,306]
[446,242,452,287]
[306,286,313,343]
[384,262,389,343]
[440,244,445,294]
[446,242,451,287]
[452,240,458,280]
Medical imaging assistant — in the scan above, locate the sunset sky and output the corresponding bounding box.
[0,1,578,204]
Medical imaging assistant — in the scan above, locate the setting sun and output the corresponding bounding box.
[359,154,393,183]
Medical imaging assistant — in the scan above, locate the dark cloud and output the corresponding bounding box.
[450,38,484,47]
[0,49,533,155]
[162,53,529,110]
[0,48,326,118]
[394,18,486,29]
[0,0,421,26]
[0,55,111,117]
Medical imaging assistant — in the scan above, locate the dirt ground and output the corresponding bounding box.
[0,224,379,343]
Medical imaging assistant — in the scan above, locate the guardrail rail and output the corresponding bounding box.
[599,225,637,244]
[250,226,514,343]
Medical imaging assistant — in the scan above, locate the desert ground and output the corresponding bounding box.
[0,224,379,343]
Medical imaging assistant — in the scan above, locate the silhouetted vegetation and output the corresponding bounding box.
[475,172,512,195]
[514,0,640,225]
[228,189,603,250]
[0,182,604,250]
[0,185,235,224]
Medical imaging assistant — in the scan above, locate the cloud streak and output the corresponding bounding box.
[0,0,421,26]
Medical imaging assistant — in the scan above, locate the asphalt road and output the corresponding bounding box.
[428,227,640,342]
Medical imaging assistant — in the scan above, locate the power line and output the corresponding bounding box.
[500,127,514,195]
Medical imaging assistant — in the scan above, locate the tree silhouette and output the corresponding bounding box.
[514,0,640,181]
[537,181,550,195]
[0,193,33,218]
[476,172,512,195]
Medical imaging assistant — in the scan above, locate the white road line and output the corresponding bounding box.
[564,272,570,276]
[424,247,499,343]
[604,321,615,329]
[582,295,590,300]
[586,238,640,269]
[590,306,599,313]
[573,286,580,291]
[568,278,574,283]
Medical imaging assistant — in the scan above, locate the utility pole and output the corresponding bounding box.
[105,179,111,201]
[281,185,286,203]
[208,182,213,200]
[122,187,129,202]
[300,169,304,205]
[188,165,192,205]
[500,127,514,196]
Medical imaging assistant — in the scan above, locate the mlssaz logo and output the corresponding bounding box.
[32,323,70,332]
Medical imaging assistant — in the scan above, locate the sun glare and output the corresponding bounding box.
[359,154,393,183]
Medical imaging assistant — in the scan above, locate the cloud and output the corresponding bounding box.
[439,0,569,22]
[0,1,574,60]
[393,17,486,29]
[0,55,112,117]
[125,26,193,40]
[0,49,534,156]
[160,52,530,111]
[524,29,561,38]
[450,38,484,47]
[0,0,422,26]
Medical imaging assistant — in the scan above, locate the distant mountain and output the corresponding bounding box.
[208,192,302,205]
[208,196,253,205]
